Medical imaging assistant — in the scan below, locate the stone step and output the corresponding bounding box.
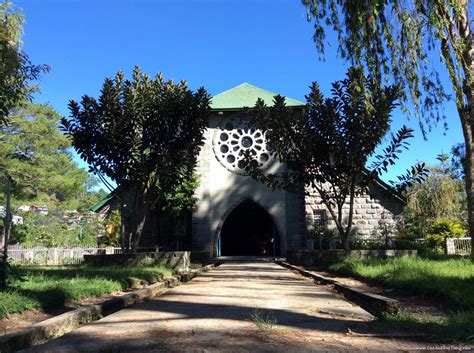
[211,255,286,263]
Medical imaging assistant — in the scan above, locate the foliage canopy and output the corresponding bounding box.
[302,0,473,254]
[0,2,48,126]
[0,103,89,204]
[62,67,211,251]
[302,0,471,132]
[403,153,467,244]
[244,68,424,249]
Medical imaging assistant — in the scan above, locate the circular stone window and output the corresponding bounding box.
[212,115,275,175]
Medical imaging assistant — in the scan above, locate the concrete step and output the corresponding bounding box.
[211,256,286,263]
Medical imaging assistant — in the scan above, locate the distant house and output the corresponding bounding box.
[17,205,31,212]
[29,205,48,215]
[12,215,23,225]
[0,206,23,225]
[15,205,49,215]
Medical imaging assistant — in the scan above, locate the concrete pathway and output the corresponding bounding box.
[26,262,425,352]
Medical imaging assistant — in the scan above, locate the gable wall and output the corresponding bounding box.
[192,112,307,257]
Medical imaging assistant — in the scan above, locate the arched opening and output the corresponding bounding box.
[219,200,280,256]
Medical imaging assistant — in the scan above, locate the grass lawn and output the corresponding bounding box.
[0,265,173,319]
[327,256,474,341]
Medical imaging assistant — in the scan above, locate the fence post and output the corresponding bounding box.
[47,248,58,265]
[444,237,455,255]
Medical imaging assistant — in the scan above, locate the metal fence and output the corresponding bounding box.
[452,237,471,255]
[2,244,125,265]
[312,236,472,255]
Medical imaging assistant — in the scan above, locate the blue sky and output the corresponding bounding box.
[16,0,464,187]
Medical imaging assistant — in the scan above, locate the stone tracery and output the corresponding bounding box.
[212,115,275,175]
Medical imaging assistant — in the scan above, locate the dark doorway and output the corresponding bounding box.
[220,200,279,256]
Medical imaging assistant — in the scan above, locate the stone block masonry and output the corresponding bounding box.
[84,251,191,272]
[305,183,404,239]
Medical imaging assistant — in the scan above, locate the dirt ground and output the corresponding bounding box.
[21,261,466,352]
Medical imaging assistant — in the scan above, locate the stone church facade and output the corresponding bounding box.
[192,83,405,258]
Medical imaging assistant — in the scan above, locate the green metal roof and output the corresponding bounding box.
[210,83,305,111]
[91,194,114,213]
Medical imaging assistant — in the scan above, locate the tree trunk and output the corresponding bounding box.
[458,26,473,258]
[120,207,128,251]
[340,230,350,251]
[468,35,474,258]
[131,203,148,252]
[343,178,357,252]
[1,175,12,289]
[449,0,473,257]
[464,130,474,258]
[119,183,149,253]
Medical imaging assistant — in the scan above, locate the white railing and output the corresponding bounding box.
[2,244,126,265]
[453,237,471,255]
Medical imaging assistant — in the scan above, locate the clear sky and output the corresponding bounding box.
[16,0,464,187]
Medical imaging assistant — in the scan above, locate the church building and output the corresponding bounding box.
[92,83,405,257]
[192,83,405,258]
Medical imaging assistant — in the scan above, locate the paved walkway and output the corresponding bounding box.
[27,262,425,352]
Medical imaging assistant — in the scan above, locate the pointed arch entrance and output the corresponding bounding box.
[217,200,280,256]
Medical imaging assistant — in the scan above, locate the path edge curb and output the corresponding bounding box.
[0,263,216,353]
[277,261,400,317]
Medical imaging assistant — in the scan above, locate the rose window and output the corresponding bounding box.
[213,116,275,175]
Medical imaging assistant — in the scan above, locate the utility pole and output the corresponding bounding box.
[1,173,12,288]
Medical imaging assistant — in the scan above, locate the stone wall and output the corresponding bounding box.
[287,249,418,267]
[84,251,191,272]
[305,183,405,239]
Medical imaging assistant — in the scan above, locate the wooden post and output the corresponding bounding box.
[444,236,455,255]
[1,174,12,288]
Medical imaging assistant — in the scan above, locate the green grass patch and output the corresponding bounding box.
[249,308,277,334]
[0,264,172,319]
[327,256,474,341]
[328,256,474,307]
[380,310,474,342]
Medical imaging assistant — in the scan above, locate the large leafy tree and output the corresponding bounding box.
[0,1,47,126]
[62,67,211,252]
[405,153,466,235]
[0,104,88,204]
[0,103,91,287]
[301,1,473,254]
[244,68,424,250]
[0,103,89,204]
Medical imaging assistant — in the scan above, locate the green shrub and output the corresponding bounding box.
[424,219,467,251]
[427,219,466,237]
[396,227,420,241]
[11,213,99,248]
[396,219,467,253]
[350,238,387,250]
[309,228,341,249]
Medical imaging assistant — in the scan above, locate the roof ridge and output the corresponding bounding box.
[211,82,305,110]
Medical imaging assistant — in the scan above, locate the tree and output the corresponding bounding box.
[0,103,92,287]
[405,153,467,235]
[301,1,473,255]
[0,1,48,126]
[244,68,424,250]
[62,67,211,252]
[0,103,89,204]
